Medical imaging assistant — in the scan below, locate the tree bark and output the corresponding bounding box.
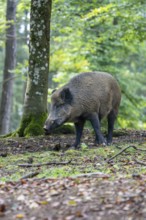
[18,0,52,137]
[0,0,17,135]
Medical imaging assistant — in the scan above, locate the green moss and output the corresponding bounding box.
[53,124,75,134]
[17,113,47,137]
[1,142,146,182]
[0,132,13,138]
[24,123,44,137]
[5,114,74,138]
[10,130,19,137]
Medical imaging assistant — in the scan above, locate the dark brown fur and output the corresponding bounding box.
[44,72,121,148]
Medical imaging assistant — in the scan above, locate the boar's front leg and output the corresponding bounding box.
[107,109,116,145]
[88,113,106,145]
[73,119,85,148]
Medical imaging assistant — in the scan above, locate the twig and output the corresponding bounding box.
[107,145,146,163]
[134,159,146,166]
[133,147,146,152]
[0,75,22,85]
[18,160,72,167]
[72,172,110,178]
[107,145,134,163]
[20,172,39,179]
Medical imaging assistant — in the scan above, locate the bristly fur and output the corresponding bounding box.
[44,71,121,147]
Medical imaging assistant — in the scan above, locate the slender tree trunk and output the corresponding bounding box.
[18,0,52,137]
[0,0,17,135]
[22,10,29,102]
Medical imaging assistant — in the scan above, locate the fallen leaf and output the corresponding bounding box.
[75,210,83,217]
[0,199,6,212]
[51,202,60,208]
[68,200,77,206]
[16,213,24,218]
[65,215,74,220]
[17,195,25,201]
[38,200,48,205]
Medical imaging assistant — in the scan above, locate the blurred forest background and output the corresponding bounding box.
[0,0,146,134]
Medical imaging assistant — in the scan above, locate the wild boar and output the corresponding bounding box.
[44,72,121,148]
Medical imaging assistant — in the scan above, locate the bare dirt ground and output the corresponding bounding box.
[0,129,145,154]
[0,130,146,220]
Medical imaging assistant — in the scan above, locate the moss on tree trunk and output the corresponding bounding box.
[18,113,47,137]
[15,0,52,137]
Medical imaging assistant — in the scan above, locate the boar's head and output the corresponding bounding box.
[44,87,73,134]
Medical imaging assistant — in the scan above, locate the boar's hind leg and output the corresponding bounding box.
[73,119,85,148]
[88,113,106,145]
[107,109,116,145]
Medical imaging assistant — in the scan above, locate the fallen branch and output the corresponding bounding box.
[133,147,146,152]
[72,172,110,178]
[18,160,72,167]
[21,172,40,179]
[107,145,133,163]
[107,145,146,163]
[134,159,146,166]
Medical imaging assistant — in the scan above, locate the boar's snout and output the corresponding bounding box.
[44,119,60,135]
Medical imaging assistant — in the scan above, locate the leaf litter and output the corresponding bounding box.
[0,129,146,219]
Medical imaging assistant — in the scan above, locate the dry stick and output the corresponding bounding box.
[18,160,72,168]
[0,75,21,85]
[107,145,133,162]
[106,145,144,163]
[21,172,40,179]
[134,159,146,166]
[72,172,110,178]
[133,147,146,152]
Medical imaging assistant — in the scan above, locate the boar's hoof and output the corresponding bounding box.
[95,139,107,146]
[107,141,112,146]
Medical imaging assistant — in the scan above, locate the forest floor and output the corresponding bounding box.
[0,129,146,220]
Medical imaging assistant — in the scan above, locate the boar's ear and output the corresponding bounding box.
[60,88,73,104]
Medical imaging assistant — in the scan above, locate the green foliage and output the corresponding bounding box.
[50,0,146,129]
[81,143,88,151]
[0,0,146,132]
[0,1,6,36]
[50,124,75,134]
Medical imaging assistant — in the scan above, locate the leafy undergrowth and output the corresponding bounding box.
[0,129,146,182]
[0,129,146,219]
[0,143,146,182]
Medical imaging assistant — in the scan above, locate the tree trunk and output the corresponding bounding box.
[0,0,17,135]
[18,0,52,137]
